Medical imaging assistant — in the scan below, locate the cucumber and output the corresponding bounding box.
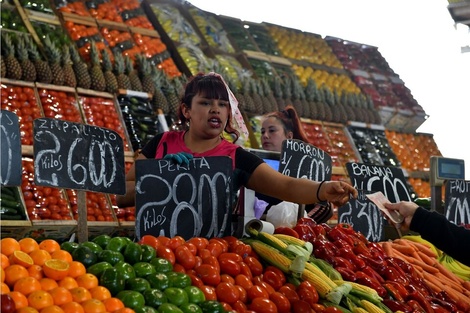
[1,186,15,197]
[0,206,18,215]
[0,214,23,220]
[0,198,21,209]
[1,192,17,203]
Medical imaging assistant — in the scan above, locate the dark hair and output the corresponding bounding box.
[177,73,239,142]
[264,105,309,142]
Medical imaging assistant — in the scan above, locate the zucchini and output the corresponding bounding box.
[0,198,21,209]
[1,186,15,197]
[1,192,17,203]
[0,214,23,220]
[0,206,18,215]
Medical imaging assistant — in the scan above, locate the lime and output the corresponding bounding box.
[146,272,170,290]
[142,288,167,308]
[158,303,184,313]
[184,286,205,304]
[133,262,156,278]
[150,257,173,273]
[72,245,97,268]
[116,290,145,310]
[80,241,103,254]
[92,234,112,249]
[87,261,113,278]
[98,250,124,266]
[123,242,143,265]
[106,237,128,252]
[125,277,151,293]
[141,244,156,262]
[167,272,191,289]
[180,303,203,313]
[198,300,225,313]
[164,287,189,307]
[60,241,79,254]
[135,306,158,313]
[100,267,125,296]
[114,260,136,280]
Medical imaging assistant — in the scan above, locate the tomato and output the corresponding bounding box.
[220,274,235,284]
[235,284,247,303]
[183,242,197,256]
[312,303,326,312]
[234,274,253,291]
[244,256,263,277]
[324,306,343,313]
[270,291,291,313]
[201,255,220,273]
[166,236,185,250]
[297,281,319,306]
[255,280,275,295]
[172,263,186,273]
[175,245,196,270]
[232,300,248,313]
[249,298,278,313]
[218,252,243,263]
[187,273,204,289]
[215,282,240,304]
[219,258,241,277]
[209,238,229,252]
[206,241,224,258]
[291,299,313,313]
[247,284,269,301]
[263,270,284,291]
[239,261,253,279]
[187,237,209,251]
[233,242,252,258]
[199,285,217,301]
[138,235,160,250]
[198,249,212,260]
[195,264,220,286]
[156,246,176,265]
[219,302,233,312]
[278,285,300,303]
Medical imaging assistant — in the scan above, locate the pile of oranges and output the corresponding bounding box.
[0,237,134,313]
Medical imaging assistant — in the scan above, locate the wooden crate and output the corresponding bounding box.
[26,220,77,242]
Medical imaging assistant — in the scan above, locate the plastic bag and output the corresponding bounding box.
[266,201,306,228]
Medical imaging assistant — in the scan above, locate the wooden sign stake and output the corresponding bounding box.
[77,190,88,243]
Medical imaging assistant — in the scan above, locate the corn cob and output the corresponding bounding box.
[335,280,382,303]
[310,257,343,281]
[359,300,386,313]
[301,268,336,298]
[305,261,337,288]
[248,230,289,254]
[274,233,308,246]
[247,239,291,273]
[352,308,369,313]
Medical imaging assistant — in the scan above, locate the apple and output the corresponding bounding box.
[1,294,16,313]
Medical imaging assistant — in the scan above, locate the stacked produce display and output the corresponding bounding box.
[2,0,467,312]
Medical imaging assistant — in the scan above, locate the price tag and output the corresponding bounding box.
[1,110,22,186]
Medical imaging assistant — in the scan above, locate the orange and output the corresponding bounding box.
[28,290,54,310]
[39,278,59,291]
[0,267,4,282]
[75,273,98,290]
[4,264,29,286]
[88,286,111,301]
[1,282,10,294]
[81,298,106,313]
[39,305,65,313]
[10,250,34,267]
[49,286,73,306]
[13,276,42,296]
[67,261,86,278]
[38,240,61,254]
[28,264,44,280]
[0,253,10,269]
[102,297,124,312]
[9,290,29,309]
[38,305,64,313]
[43,259,70,281]
[70,286,92,303]
[50,250,72,263]
[29,249,52,266]
[1,238,21,256]
[19,238,40,254]
[16,307,40,313]
[60,301,85,313]
[113,308,135,313]
[58,277,78,290]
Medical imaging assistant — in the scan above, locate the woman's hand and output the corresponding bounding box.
[384,201,419,233]
[318,181,358,207]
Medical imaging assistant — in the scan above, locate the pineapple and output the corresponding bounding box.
[62,44,77,88]
[88,41,106,92]
[262,78,278,112]
[70,44,91,89]
[125,55,143,92]
[282,74,293,110]
[114,52,131,90]
[16,35,36,82]
[229,76,246,112]
[162,76,181,118]
[1,57,6,78]
[299,82,310,119]
[136,54,155,95]
[150,67,169,114]
[1,32,22,80]
[43,35,64,86]
[25,35,52,84]
[250,78,263,114]
[305,78,318,120]
[289,76,303,117]
[257,79,271,114]
[272,76,285,110]
[101,49,118,94]
[241,77,255,113]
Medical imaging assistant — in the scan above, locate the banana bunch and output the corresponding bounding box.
[439,254,470,280]
[177,45,211,75]
[401,235,441,258]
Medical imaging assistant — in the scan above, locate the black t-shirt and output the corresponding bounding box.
[140,133,264,190]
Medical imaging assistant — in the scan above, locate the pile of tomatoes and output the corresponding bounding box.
[138,234,341,313]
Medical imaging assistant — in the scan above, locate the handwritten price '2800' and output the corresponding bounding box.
[34,130,119,188]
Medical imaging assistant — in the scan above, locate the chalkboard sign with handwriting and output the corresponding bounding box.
[338,162,412,241]
[135,157,233,241]
[1,110,22,186]
[33,118,125,194]
[445,180,470,225]
[278,139,332,181]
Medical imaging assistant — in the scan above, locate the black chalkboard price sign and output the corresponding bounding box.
[1,110,22,186]
[445,180,470,225]
[33,118,125,195]
[338,162,412,241]
[135,157,233,241]
[278,139,332,181]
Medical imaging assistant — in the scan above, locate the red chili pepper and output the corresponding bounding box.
[385,257,408,279]
[335,266,356,281]
[333,238,353,250]
[430,303,451,313]
[354,271,388,298]
[386,280,410,300]
[406,299,427,313]
[313,247,336,265]
[274,227,300,238]
[407,289,435,313]
[382,299,412,313]
[357,254,385,271]
[337,247,366,270]
[352,241,373,257]
[326,227,355,246]
[332,256,355,272]
[435,291,459,309]
[361,265,385,284]
[428,296,458,313]
[382,282,404,302]
[310,224,327,237]
[377,266,407,284]
[366,242,386,259]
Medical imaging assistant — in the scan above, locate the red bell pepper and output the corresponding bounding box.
[274,227,300,238]
[406,299,426,313]
[427,296,458,313]
[382,299,412,313]
[326,226,355,246]
[357,254,385,271]
[377,265,407,284]
[332,256,355,272]
[361,265,385,284]
[385,280,410,300]
[335,266,356,281]
[407,287,434,313]
[352,241,373,257]
[382,282,404,302]
[293,224,315,242]
[337,247,366,270]
[296,217,317,228]
[354,271,388,298]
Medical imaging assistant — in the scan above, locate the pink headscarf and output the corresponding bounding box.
[208,72,249,139]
